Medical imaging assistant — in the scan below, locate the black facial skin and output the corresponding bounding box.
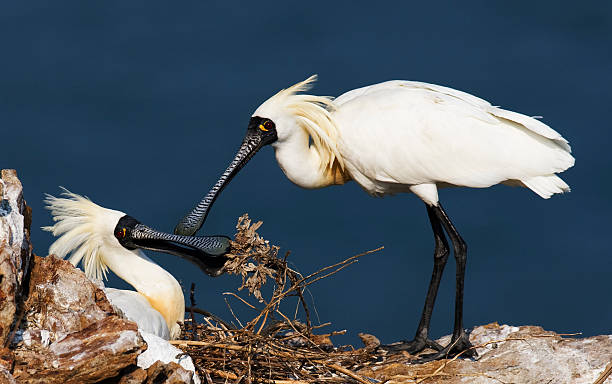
[174,116,278,236]
[114,215,231,277]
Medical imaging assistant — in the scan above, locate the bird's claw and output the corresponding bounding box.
[410,333,477,364]
[379,337,443,355]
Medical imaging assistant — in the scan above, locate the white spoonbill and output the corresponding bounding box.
[44,190,230,339]
[175,76,574,360]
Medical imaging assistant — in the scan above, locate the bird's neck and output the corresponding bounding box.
[273,126,349,189]
[103,249,185,338]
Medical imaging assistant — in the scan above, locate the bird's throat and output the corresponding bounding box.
[103,249,185,338]
[273,132,350,188]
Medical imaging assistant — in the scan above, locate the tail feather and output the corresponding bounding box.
[521,175,571,199]
[489,108,571,152]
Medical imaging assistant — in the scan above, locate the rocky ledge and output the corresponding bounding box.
[0,170,197,384]
[365,324,612,383]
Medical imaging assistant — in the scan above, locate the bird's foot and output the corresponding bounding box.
[380,337,443,355]
[411,331,477,364]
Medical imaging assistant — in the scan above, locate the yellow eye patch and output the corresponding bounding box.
[259,124,269,132]
[115,227,127,239]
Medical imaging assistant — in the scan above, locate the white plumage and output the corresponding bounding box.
[44,191,185,340]
[257,77,573,202]
[104,288,172,340]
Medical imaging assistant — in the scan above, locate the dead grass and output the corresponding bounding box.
[173,214,383,383]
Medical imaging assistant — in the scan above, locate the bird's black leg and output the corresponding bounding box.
[413,202,476,363]
[381,204,449,354]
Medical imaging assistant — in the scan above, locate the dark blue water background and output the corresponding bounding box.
[1,1,610,345]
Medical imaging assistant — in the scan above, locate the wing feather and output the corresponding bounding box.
[332,81,574,196]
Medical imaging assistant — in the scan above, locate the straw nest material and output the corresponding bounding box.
[172,214,385,384]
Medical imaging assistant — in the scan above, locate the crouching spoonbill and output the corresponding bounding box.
[175,76,574,360]
[44,190,230,339]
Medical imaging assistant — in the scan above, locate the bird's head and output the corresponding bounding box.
[44,190,231,280]
[175,74,342,236]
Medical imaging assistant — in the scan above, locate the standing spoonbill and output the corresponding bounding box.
[44,190,230,339]
[175,76,574,360]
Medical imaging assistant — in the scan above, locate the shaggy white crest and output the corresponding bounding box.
[42,189,125,281]
[256,75,345,171]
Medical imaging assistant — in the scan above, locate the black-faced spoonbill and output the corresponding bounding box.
[175,76,574,360]
[44,190,230,339]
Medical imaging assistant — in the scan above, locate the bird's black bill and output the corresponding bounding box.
[117,217,231,277]
[175,118,277,236]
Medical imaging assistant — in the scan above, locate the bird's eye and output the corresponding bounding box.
[115,228,126,239]
[259,120,275,132]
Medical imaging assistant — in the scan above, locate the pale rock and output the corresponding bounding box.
[143,361,196,384]
[0,169,32,347]
[0,170,201,383]
[10,255,146,383]
[0,366,17,384]
[361,323,612,384]
[138,331,200,384]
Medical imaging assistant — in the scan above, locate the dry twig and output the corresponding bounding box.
[593,360,612,384]
[175,214,382,384]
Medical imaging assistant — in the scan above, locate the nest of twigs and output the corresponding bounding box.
[172,214,384,384]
